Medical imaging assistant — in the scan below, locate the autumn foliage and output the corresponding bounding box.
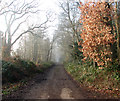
[78,2,116,67]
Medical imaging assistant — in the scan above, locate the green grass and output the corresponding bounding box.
[41,62,54,68]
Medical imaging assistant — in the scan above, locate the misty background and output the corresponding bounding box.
[0,0,81,64]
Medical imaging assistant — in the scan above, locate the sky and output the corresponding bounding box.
[40,0,60,35]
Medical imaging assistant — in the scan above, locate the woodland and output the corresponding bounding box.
[0,0,120,98]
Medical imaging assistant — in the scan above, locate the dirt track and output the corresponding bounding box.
[23,65,85,99]
[3,65,114,99]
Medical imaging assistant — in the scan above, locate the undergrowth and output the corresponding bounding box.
[65,61,120,98]
[2,57,54,95]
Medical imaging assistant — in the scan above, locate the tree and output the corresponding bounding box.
[56,0,82,62]
[0,31,4,59]
[59,0,81,45]
[46,33,59,61]
[114,0,120,64]
[55,23,73,62]
[0,0,51,58]
[78,1,116,67]
[16,27,55,63]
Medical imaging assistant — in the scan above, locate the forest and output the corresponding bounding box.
[0,0,120,99]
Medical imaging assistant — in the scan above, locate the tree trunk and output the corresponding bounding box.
[2,36,11,58]
[33,38,38,63]
[3,44,11,58]
[46,49,50,62]
[115,2,120,63]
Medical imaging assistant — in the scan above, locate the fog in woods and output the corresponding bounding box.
[0,0,81,64]
[1,0,120,99]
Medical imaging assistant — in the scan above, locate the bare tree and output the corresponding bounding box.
[54,0,82,62]
[0,0,51,58]
[16,29,52,64]
[59,0,81,45]
[46,34,59,61]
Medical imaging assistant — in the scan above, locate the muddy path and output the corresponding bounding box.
[23,65,85,99]
[3,65,113,99]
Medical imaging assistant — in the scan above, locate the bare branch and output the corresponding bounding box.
[0,0,16,15]
[11,17,50,46]
[11,16,29,36]
[59,2,68,14]
[11,30,28,46]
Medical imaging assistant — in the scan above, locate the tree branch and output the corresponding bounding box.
[11,17,50,46]
[11,17,28,36]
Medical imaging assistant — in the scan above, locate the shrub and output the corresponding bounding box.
[13,58,37,76]
[2,57,53,84]
[41,62,53,68]
[2,58,38,84]
[2,60,24,83]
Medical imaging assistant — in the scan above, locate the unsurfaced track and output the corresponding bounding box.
[23,65,85,99]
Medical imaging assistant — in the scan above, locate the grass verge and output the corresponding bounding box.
[64,62,120,98]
